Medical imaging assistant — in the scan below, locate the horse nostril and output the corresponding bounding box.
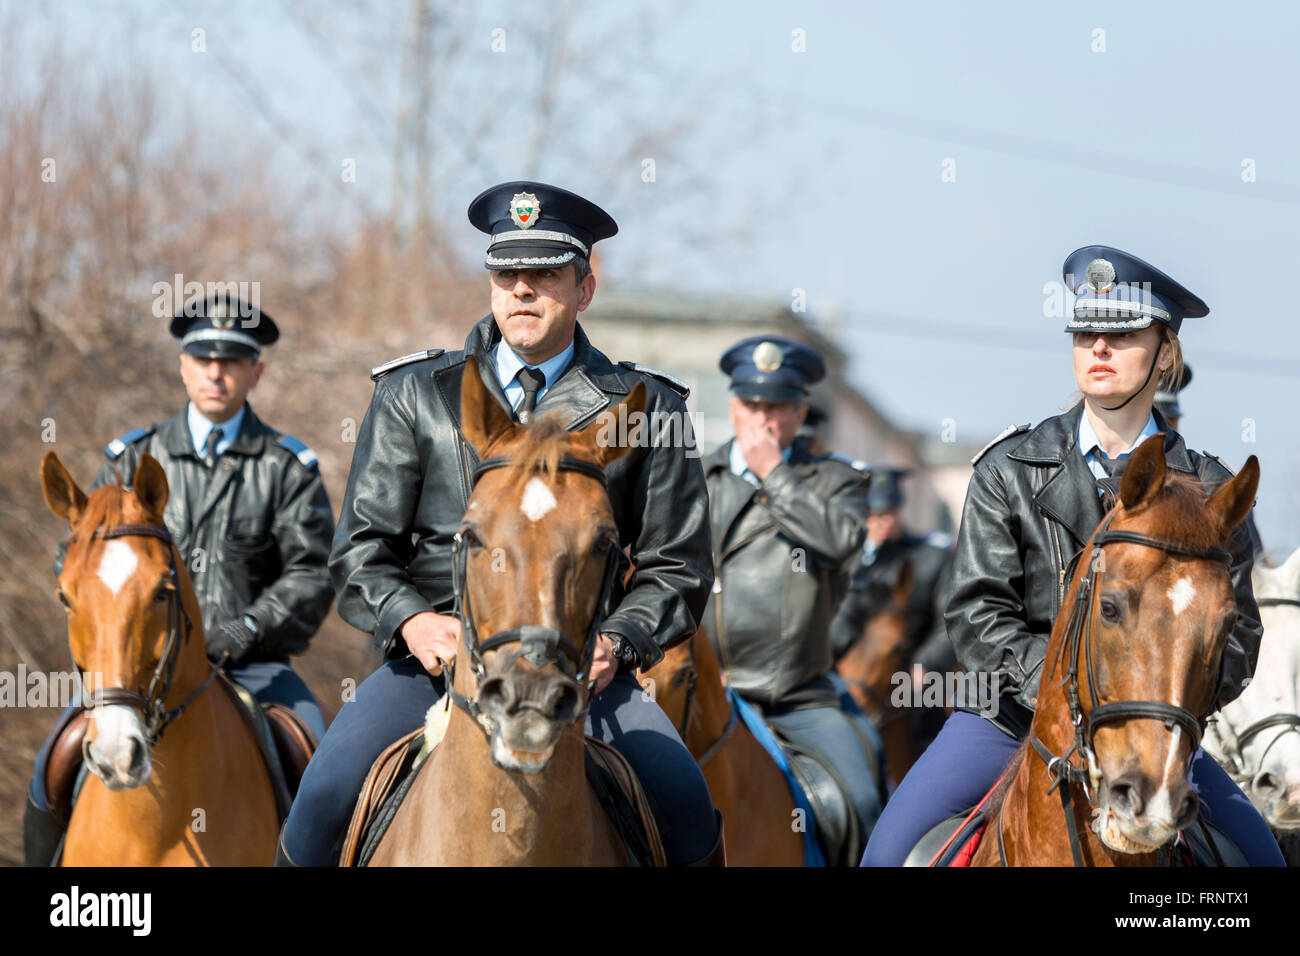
[547,683,579,721]
[478,676,510,715]
[128,739,147,775]
[1110,777,1144,817]
[1254,772,1281,797]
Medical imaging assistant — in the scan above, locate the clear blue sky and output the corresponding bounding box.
[18,0,1300,556]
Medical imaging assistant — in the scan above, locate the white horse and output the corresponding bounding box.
[1204,546,1300,864]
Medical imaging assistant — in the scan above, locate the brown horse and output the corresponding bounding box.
[836,560,915,789]
[644,631,803,865]
[973,435,1259,865]
[369,358,646,865]
[41,452,279,865]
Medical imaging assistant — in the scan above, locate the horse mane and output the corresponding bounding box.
[497,413,571,489]
[1108,469,1227,553]
[61,483,131,577]
[978,739,1029,826]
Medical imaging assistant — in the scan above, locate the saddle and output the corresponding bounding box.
[772,727,864,868]
[339,716,666,866]
[41,675,315,850]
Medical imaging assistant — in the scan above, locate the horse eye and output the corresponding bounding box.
[460,528,484,550]
[1099,599,1120,623]
[57,590,71,610]
[154,586,169,604]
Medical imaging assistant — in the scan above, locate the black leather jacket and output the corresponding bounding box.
[946,403,1262,736]
[702,439,868,709]
[328,315,714,669]
[830,531,956,673]
[54,405,335,661]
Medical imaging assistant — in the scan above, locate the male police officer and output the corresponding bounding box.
[702,336,883,860]
[24,294,335,865]
[830,467,956,754]
[280,181,722,866]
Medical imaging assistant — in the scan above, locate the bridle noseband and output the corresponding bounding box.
[77,523,218,748]
[443,454,620,742]
[1026,511,1232,865]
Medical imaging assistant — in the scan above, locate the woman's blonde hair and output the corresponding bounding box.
[1156,324,1184,393]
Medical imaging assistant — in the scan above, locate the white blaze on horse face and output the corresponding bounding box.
[520,477,557,523]
[1167,577,1196,616]
[97,539,138,596]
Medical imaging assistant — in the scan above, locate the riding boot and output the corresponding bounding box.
[685,809,727,867]
[274,824,300,867]
[23,789,67,867]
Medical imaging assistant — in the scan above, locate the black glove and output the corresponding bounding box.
[208,617,258,666]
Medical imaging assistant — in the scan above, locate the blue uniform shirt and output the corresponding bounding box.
[1077,410,1160,486]
[188,402,247,458]
[493,338,575,412]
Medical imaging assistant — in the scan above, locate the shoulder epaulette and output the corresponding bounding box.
[971,423,1031,466]
[617,361,690,399]
[1200,450,1235,474]
[276,434,319,469]
[370,349,446,381]
[105,426,154,460]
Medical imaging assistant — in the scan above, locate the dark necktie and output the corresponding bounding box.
[516,366,546,424]
[204,427,222,467]
[1095,452,1127,500]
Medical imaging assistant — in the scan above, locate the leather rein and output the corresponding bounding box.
[1211,594,1300,780]
[1021,511,1232,866]
[78,523,219,747]
[444,454,620,743]
[676,633,738,766]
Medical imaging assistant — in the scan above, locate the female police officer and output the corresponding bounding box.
[862,245,1284,866]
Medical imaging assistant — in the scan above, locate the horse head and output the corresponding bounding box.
[836,557,913,719]
[456,356,645,774]
[1050,434,1259,855]
[1209,546,1300,829]
[41,451,205,791]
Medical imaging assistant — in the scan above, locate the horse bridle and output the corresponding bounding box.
[673,633,737,766]
[1211,594,1300,780]
[443,454,621,742]
[1027,511,1232,866]
[77,524,218,747]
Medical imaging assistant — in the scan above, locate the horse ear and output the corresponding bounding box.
[1207,455,1259,535]
[582,381,647,468]
[1118,433,1167,512]
[41,452,88,526]
[133,454,170,518]
[460,356,516,458]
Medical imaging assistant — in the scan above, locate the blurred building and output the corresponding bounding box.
[581,290,979,533]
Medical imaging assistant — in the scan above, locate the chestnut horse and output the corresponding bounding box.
[973,435,1259,865]
[836,560,915,789]
[41,452,278,865]
[644,631,803,865]
[369,358,644,865]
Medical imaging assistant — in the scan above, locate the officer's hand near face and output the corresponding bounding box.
[735,403,783,480]
[400,612,462,675]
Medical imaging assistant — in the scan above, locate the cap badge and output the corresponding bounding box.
[210,301,236,330]
[752,341,784,373]
[1085,258,1116,294]
[510,192,540,229]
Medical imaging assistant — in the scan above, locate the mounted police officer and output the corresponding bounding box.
[702,336,884,861]
[25,293,335,865]
[830,468,955,754]
[863,245,1283,866]
[279,181,723,866]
